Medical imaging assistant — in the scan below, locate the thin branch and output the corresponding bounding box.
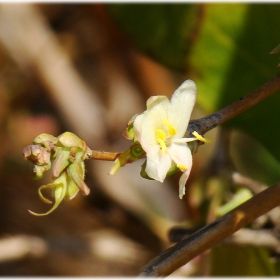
[169,227,280,252]
[139,180,280,277]
[188,73,280,136]
[90,150,121,161]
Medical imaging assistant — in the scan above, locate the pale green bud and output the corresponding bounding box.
[33,133,58,152]
[24,131,92,216]
[109,143,145,175]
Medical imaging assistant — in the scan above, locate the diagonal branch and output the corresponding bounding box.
[90,150,120,161]
[188,73,280,136]
[139,180,280,277]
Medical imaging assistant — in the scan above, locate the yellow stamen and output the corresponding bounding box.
[156,129,167,154]
[163,119,177,136]
[156,129,166,140]
[177,164,188,172]
[192,131,211,143]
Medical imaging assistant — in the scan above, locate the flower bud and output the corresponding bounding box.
[23,145,51,166]
[24,131,92,216]
[33,133,58,152]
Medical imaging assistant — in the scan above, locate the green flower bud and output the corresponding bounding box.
[123,114,139,141]
[25,131,92,216]
[131,143,144,158]
[64,175,79,200]
[140,161,153,180]
[33,163,51,179]
[57,132,86,151]
[166,162,180,177]
[67,161,90,196]
[23,145,51,166]
[33,133,58,152]
[52,148,71,178]
[29,172,68,216]
[109,142,146,175]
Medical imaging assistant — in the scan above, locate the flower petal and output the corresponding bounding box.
[52,148,70,178]
[29,172,68,216]
[133,113,145,143]
[67,162,90,196]
[134,96,168,145]
[139,102,170,152]
[64,176,79,200]
[167,143,193,199]
[134,96,169,152]
[145,96,169,126]
[179,171,191,199]
[146,95,168,109]
[167,143,192,167]
[168,80,197,137]
[57,132,87,152]
[145,145,172,182]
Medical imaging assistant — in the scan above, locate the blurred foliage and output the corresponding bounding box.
[211,246,277,276]
[107,4,199,71]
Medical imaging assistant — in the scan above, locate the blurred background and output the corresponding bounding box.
[0,3,280,276]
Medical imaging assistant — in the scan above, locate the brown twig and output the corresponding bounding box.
[139,180,280,277]
[169,226,280,252]
[90,150,121,161]
[188,73,280,136]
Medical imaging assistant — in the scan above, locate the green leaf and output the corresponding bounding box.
[211,246,276,276]
[189,4,280,184]
[108,3,199,71]
[216,188,252,217]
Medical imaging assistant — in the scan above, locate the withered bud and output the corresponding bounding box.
[23,144,51,166]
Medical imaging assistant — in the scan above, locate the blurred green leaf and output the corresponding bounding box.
[189,4,280,185]
[211,246,276,276]
[216,188,252,217]
[108,4,199,71]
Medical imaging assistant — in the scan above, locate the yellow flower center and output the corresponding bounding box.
[163,119,177,136]
[156,119,177,154]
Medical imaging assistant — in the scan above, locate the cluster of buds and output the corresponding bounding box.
[23,132,92,216]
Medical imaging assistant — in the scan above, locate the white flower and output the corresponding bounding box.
[133,79,208,199]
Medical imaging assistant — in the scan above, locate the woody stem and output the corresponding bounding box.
[90,150,121,161]
[188,73,280,136]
